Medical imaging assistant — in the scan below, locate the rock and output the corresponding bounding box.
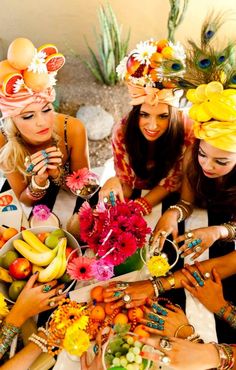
[76,105,114,140]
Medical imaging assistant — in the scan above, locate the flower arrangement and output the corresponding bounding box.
[67,200,151,281]
[47,298,90,357]
[66,168,99,198]
[32,204,51,221]
[117,38,186,87]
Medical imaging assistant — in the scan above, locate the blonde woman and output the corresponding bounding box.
[0,38,89,206]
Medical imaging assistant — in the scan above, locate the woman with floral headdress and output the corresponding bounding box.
[0,38,89,206]
[99,39,194,215]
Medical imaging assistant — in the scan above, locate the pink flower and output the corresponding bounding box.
[66,168,98,192]
[32,205,51,221]
[91,259,114,281]
[67,256,95,281]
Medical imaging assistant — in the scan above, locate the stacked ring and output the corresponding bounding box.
[192,271,204,287]
[122,294,132,303]
[109,191,116,206]
[185,231,193,239]
[151,303,168,316]
[188,238,202,248]
[49,301,56,307]
[26,163,35,173]
[203,272,211,279]
[116,282,129,289]
[42,284,52,293]
[147,321,164,330]
[114,291,122,297]
[41,150,48,158]
[194,245,202,253]
[148,313,165,325]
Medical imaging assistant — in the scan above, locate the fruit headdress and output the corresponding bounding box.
[179,12,236,153]
[0,38,65,118]
[116,38,186,107]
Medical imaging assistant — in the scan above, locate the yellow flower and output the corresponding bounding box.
[63,325,90,357]
[147,255,170,277]
[0,293,9,317]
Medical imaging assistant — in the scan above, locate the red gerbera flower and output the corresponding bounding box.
[67,256,95,281]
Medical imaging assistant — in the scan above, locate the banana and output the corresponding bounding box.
[54,237,67,279]
[37,238,67,283]
[13,240,58,266]
[32,264,44,274]
[21,230,50,253]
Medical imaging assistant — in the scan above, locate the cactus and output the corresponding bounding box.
[167,0,189,43]
[84,2,130,86]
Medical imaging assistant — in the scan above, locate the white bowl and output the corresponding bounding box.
[0,226,81,303]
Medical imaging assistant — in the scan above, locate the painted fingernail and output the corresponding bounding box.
[66,292,70,298]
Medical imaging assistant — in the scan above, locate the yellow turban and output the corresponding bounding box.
[187,81,236,153]
[193,120,236,153]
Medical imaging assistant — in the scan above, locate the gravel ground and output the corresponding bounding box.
[57,56,130,168]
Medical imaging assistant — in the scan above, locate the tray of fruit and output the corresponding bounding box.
[0,226,81,303]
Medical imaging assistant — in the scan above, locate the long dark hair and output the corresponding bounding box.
[124,104,184,188]
[186,140,236,218]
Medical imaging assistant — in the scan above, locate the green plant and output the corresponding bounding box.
[167,0,189,43]
[84,3,130,86]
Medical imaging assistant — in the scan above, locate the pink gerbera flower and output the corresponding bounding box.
[91,259,114,281]
[66,168,98,192]
[67,256,95,281]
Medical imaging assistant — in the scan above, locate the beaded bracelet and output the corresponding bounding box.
[28,333,48,353]
[212,343,234,370]
[26,186,46,200]
[0,322,20,355]
[169,205,184,222]
[154,277,166,294]
[134,197,152,215]
[31,176,50,191]
[149,277,159,298]
[37,327,48,336]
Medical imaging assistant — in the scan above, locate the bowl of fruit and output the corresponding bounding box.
[0,226,81,303]
[102,331,153,370]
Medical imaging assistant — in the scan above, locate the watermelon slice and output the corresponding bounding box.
[38,43,58,57]
[45,53,65,72]
[2,73,23,95]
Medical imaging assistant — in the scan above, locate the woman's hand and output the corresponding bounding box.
[7,273,66,326]
[181,262,227,313]
[99,176,125,202]
[139,300,191,338]
[103,280,154,309]
[140,337,220,370]
[175,226,221,260]
[151,209,179,249]
[24,146,63,178]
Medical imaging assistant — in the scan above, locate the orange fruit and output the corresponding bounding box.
[113,313,129,325]
[23,70,49,92]
[0,238,5,248]
[133,325,150,338]
[150,52,163,68]
[45,53,65,72]
[128,307,144,321]
[90,305,106,321]
[104,302,120,316]
[38,44,58,57]
[161,46,174,59]
[7,38,35,70]
[0,60,19,84]
[2,73,23,95]
[2,227,18,241]
[90,285,104,302]
[37,232,50,243]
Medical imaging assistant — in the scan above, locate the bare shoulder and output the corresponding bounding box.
[56,113,86,136]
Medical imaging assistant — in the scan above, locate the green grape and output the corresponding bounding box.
[120,357,128,367]
[132,346,140,355]
[115,352,122,358]
[126,336,134,345]
[112,357,121,366]
[135,355,142,364]
[134,340,142,348]
[126,351,135,362]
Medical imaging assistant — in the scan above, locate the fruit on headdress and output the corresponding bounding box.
[0,60,19,85]
[37,43,58,57]
[7,38,35,70]
[23,70,49,92]
[45,53,65,72]
[2,73,23,96]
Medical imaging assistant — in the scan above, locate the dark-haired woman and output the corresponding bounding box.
[99,101,193,212]
[99,38,193,214]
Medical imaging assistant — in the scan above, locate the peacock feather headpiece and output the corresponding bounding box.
[177,12,236,153]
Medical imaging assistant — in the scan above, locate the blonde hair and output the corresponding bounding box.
[0,115,60,179]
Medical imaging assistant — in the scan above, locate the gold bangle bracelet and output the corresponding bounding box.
[174,323,195,338]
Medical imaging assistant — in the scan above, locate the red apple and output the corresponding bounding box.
[9,258,32,279]
[66,246,76,262]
